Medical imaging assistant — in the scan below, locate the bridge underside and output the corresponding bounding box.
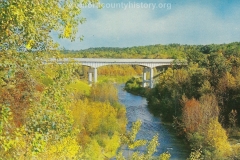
[87,66,155,88]
[48,58,179,88]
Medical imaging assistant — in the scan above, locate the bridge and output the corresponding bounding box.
[46,58,180,88]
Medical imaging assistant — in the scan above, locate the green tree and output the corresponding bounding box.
[117,120,170,160]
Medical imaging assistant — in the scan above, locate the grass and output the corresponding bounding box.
[66,80,91,96]
[98,75,133,84]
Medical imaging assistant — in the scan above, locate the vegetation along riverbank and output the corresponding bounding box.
[124,43,240,159]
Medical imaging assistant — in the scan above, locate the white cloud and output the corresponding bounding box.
[54,4,240,50]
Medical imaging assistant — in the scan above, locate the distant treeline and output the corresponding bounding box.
[61,42,240,59]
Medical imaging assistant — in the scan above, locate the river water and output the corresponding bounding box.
[117,84,190,159]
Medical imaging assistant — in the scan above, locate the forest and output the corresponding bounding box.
[61,42,240,159]
[124,42,240,159]
[61,42,240,60]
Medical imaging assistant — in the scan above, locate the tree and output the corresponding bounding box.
[182,97,202,133]
[1,0,100,158]
[200,45,211,54]
[205,118,232,159]
[90,82,118,105]
[182,94,219,134]
[117,120,171,160]
[1,0,99,51]
[207,53,231,87]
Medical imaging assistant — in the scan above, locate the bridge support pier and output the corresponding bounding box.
[88,68,97,85]
[142,67,154,88]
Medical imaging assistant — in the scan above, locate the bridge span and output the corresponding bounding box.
[47,58,178,88]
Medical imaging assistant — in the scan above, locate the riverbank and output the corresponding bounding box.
[124,74,240,159]
[124,77,148,97]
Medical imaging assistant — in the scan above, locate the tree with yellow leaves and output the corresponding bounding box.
[1,0,100,158]
[205,118,232,159]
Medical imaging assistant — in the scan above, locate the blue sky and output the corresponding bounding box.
[53,0,240,50]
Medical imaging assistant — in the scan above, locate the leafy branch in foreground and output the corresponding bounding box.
[1,0,99,51]
[117,120,171,160]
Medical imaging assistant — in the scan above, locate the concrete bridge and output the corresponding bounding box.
[47,58,179,88]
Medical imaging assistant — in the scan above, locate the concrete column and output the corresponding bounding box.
[88,68,98,85]
[142,67,154,88]
[88,72,92,84]
[150,68,154,88]
[93,68,97,83]
[142,67,147,87]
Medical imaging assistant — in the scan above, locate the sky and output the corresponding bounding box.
[52,0,240,50]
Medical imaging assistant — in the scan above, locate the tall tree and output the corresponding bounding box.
[0,0,99,158]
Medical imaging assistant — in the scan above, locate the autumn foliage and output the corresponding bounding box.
[182,98,201,133]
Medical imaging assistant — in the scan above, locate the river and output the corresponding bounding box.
[117,84,190,159]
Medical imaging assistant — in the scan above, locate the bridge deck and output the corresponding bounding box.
[50,58,174,63]
[48,58,177,68]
